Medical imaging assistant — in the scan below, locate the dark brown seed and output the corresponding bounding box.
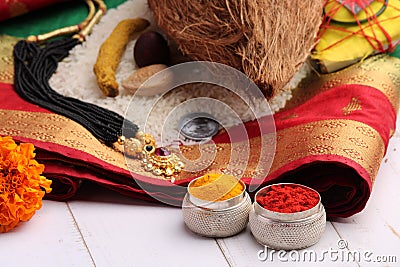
[134,31,169,67]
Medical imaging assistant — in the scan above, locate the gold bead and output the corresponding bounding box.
[117,136,126,145]
[135,131,144,141]
[165,167,174,176]
[145,163,153,171]
[174,166,182,173]
[124,138,142,158]
[143,133,156,146]
[159,162,167,168]
[143,144,155,154]
[153,168,162,176]
[177,161,185,168]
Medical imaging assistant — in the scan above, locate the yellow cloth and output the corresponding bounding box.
[312,0,400,68]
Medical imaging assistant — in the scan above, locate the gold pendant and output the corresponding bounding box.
[117,131,184,178]
[142,146,185,177]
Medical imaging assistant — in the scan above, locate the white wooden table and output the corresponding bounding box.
[1,116,399,267]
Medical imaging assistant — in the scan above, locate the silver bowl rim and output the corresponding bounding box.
[183,191,250,212]
[254,183,322,221]
[186,176,246,210]
[252,202,325,223]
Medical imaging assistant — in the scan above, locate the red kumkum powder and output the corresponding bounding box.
[256,184,320,213]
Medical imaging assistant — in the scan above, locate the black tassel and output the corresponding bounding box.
[13,38,139,145]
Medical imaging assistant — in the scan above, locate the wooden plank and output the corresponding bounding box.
[217,222,358,266]
[0,201,94,267]
[68,184,229,267]
[331,118,400,266]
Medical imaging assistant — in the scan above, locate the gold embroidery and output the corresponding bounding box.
[342,97,362,116]
[309,144,334,154]
[95,150,116,162]
[178,119,385,186]
[286,137,308,149]
[64,139,87,149]
[70,130,92,139]
[349,137,368,148]
[356,126,377,138]
[0,108,385,185]
[0,109,162,179]
[284,55,400,111]
[272,119,384,185]
[37,124,61,131]
[0,35,19,84]
[322,120,347,128]
[342,148,363,161]
[314,132,339,141]
[1,128,21,136]
[295,124,315,133]
[31,132,55,142]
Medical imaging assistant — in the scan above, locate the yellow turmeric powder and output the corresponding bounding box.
[93,18,149,97]
[189,174,244,202]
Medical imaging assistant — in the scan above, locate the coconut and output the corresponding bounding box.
[148,0,324,100]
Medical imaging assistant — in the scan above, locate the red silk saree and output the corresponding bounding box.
[0,0,399,217]
[1,32,399,218]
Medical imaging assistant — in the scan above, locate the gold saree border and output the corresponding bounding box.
[285,55,400,111]
[0,109,385,184]
[271,119,385,184]
[178,119,385,185]
[0,109,161,178]
[0,35,19,84]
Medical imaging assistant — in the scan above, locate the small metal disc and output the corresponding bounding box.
[179,112,220,141]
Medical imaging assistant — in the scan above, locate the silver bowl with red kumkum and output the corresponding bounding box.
[249,183,326,250]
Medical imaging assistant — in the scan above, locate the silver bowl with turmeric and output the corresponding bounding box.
[182,173,251,238]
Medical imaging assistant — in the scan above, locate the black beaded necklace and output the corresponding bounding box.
[13,38,138,146]
[12,0,184,178]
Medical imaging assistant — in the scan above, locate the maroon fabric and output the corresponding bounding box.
[0,60,398,217]
[0,0,69,22]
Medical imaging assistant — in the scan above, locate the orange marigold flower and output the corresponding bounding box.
[0,136,52,233]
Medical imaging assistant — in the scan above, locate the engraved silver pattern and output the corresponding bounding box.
[182,192,251,238]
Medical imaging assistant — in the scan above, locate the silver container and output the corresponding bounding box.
[182,179,251,238]
[249,183,326,250]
